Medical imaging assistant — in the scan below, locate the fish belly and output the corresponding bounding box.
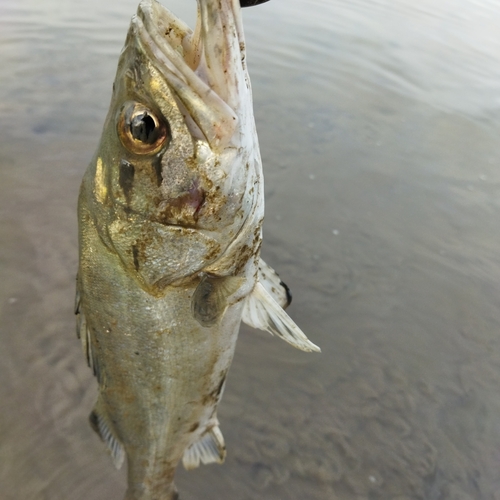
[78,199,242,499]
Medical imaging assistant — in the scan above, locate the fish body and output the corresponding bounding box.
[76,0,319,498]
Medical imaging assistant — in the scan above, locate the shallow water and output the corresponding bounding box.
[2,0,500,498]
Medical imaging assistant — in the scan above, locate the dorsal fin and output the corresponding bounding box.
[76,283,102,383]
[257,258,292,309]
[182,425,226,470]
[242,282,321,353]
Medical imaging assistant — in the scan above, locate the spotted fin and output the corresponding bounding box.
[257,258,292,309]
[242,282,321,353]
[192,275,245,327]
[182,426,226,470]
[89,404,125,469]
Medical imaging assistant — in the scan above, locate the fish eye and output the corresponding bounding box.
[117,101,169,154]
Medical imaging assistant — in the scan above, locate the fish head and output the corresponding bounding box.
[83,0,264,293]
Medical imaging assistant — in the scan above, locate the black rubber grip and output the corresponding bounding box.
[240,0,270,7]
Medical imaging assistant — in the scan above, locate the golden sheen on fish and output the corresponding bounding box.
[75,0,320,498]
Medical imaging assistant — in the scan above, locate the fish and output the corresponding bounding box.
[75,0,320,498]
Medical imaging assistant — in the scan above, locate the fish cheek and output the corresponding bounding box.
[113,154,164,212]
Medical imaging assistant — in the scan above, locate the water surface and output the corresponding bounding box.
[2,0,500,498]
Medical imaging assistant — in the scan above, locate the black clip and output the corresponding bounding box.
[240,0,270,6]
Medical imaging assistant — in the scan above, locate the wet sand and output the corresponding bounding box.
[1,0,500,498]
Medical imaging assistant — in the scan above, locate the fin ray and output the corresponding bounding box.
[242,282,321,353]
[182,426,226,470]
[76,306,103,384]
[74,282,81,316]
[192,275,245,327]
[89,406,125,469]
[257,258,292,309]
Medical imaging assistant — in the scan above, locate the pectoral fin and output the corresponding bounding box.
[182,425,226,470]
[242,282,321,353]
[192,275,245,327]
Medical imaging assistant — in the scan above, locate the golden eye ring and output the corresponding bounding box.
[117,101,169,155]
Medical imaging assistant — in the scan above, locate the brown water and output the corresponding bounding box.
[2,0,500,498]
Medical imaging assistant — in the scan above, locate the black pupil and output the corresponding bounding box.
[130,112,158,144]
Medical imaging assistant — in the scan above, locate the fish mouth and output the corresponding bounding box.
[134,0,251,149]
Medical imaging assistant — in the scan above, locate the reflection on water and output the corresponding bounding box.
[2,0,500,498]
